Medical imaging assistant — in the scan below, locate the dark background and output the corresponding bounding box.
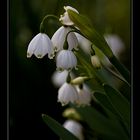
[9,0,130,140]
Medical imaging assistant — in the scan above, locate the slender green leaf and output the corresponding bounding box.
[94,91,130,135]
[68,10,113,58]
[42,114,79,140]
[74,106,129,140]
[103,84,130,125]
[68,10,130,83]
[94,92,118,115]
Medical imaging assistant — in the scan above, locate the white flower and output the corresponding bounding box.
[59,6,79,26]
[51,70,68,87]
[91,55,101,69]
[63,120,84,140]
[76,85,92,106]
[27,33,53,59]
[56,50,77,71]
[75,33,92,54]
[58,82,79,106]
[51,26,78,52]
[104,34,125,58]
[51,70,75,87]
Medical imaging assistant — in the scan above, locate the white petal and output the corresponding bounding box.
[64,6,79,13]
[51,26,78,52]
[51,26,66,51]
[56,50,77,70]
[27,33,41,57]
[63,120,84,140]
[67,32,78,50]
[51,70,68,87]
[76,85,92,106]
[75,33,92,54]
[104,34,125,58]
[58,83,78,105]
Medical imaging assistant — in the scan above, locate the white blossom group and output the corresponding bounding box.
[27,6,93,107]
[58,81,92,106]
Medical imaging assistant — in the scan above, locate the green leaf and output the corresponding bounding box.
[68,10,113,59]
[74,106,129,140]
[68,10,130,83]
[103,84,130,125]
[42,114,79,140]
[94,92,118,115]
[94,91,130,135]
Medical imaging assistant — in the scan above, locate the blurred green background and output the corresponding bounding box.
[10,0,130,139]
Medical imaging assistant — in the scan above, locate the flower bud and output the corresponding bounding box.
[59,6,79,26]
[91,55,101,69]
[62,108,82,121]
[71,76,89,85]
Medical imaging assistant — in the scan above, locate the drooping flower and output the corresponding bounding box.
[75,33,92,54]
[56,50,77,71]
[27,33,53,59]
[51,70,75,87]
[58,82,79,106]
[59,6,79,26]
[51,70,68,87]
[51,26,78,52]
[63,119,84,140]
[76,85,92,106]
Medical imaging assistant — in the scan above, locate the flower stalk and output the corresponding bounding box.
[40,15,59,33]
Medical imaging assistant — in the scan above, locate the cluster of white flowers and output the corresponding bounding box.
[27,6,95,106]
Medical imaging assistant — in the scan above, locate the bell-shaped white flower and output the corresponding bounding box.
[63,119,84,140]
[27,33,53,59]
[58,82,79,106]
[51,70,68,87]
[51,70,75,87]
[56,50,77,71]
[59,6,79,26]
[76,85,92,106]
[51,26,78,52]
[75,33,92,54]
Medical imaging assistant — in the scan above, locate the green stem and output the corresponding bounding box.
[109,55,130,83]
[40,15,59,33]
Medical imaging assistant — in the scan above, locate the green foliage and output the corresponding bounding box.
[68,10,130,83]
[68,10,113,59]
[42,114,79,140]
